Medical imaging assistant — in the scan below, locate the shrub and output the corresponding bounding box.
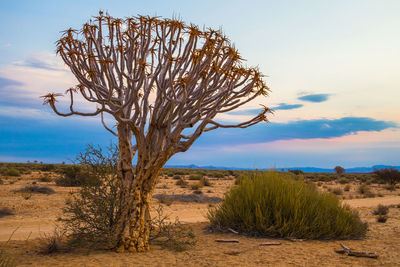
[0,207,14,218]
[173,175,181,180]
[332,188,343,195]
[208,171,367,239]
[188,174,202,180]
[39,175,52,182]
[175,177,188,187]
[5,168,20,177]
[39,228,68,254]
[358,184,370,195]
[191,184,201,190]
[15,185,56,195]
[288,169,304,175]
[373,168,400,189]
[377,215,388,223]
[55,166,99,187]
[199,177,211,187]
[339,177,349,184]
[59,144,121,248]
[372,204,389,216]
[344,184,351,192]
[150,204,196,251]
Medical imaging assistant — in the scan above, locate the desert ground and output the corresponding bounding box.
[1,168,400,266]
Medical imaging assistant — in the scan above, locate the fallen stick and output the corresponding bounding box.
[215,239,239,243]
[227,228,239,234]
[334,244,378,259]
[259,242,281,246]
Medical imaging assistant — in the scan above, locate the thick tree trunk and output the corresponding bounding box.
[114,123,167,253]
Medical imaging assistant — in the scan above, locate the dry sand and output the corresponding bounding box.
[1,172,400,266]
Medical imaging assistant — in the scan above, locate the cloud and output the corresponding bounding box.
[227,109,261,116]
[272,103,303,110]
[0,76,23,89]
[298,93,330,103]
[227,103,303,116]
[194,117,398,146]
[13,51,66,71]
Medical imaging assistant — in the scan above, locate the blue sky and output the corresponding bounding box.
[0,0,399,168]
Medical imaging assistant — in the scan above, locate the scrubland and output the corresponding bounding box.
[1,163,400,266]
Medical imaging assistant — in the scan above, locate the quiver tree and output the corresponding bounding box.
[42,12,271,252]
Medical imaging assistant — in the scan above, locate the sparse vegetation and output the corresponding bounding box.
[55,165,100,187]
[332,188,343,195]
[344,184,351,191]
[0,207,14,218]
[372,204,389,216]
[208,171,367,239]
[374,168,400,190]
[188,174,202,180]
[39,228,68,254]
[149,205,196,252]
[175,177,188,187]
[59,144,121,249]
[358,184,370,195]
[5,168,20,177]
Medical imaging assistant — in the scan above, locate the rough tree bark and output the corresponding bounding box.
[42,11,271,252]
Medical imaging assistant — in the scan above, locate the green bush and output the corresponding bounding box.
[188,174,202,180]
[208,171,367,239]
[5,168,20,177]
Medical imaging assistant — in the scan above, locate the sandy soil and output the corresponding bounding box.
[1,171,400,266]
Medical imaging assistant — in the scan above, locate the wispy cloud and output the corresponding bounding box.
[227,102,303,116]
[13,51,66,71]
[272,103,303,110]
[0,76,23,89]
[298,93,330,103]
[195,117,397,146]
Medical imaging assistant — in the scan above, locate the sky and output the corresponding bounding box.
[0,0,399,168]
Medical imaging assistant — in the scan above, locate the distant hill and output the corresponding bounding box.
[164,164,400,173]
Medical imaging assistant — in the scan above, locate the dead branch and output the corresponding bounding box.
[215,239,239,243]
[334,244,378,259]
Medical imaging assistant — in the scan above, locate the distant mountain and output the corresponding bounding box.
[164,164,400,173]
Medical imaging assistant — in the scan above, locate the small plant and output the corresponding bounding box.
[288,169,304,175]
[0,207,14,218]
[158,194,174,206]
[377,215,388,223]
[358,184,370,195]
[188,174,202,180]
[175,177,188,187]
[39,175,52,182]
[191,184,201,190]
[199,177,211,187]
[150,204,196,251]
[193,190,202,195]
[332,188,343,195]
[5,168,20,177]
[344,184,351,191]
[39,228,68,254]
[372,204,389,216]
[173,175,181,180]
[15,185,56,195]
[339,177,349,184]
